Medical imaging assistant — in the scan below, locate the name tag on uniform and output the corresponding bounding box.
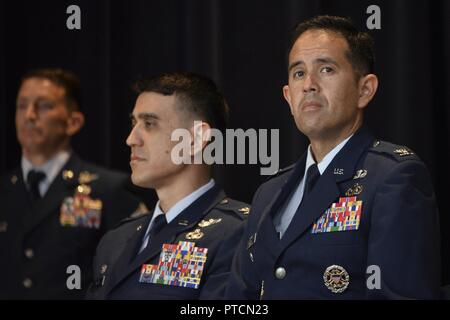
[139,241,208,289]
[311,197,362,234]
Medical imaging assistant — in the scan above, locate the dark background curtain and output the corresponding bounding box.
[1,0,449,285]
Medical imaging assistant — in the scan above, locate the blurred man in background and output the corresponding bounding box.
[0,68,149,299]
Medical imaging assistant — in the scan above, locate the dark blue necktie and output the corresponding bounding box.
[27,170,46,203]
[302,163,320,199]
[138,214,167,255]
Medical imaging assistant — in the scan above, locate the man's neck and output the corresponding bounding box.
[156,167,211,213]
[22,145,70,167]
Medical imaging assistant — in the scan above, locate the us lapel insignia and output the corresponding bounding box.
[139,241,208,289]
[334,168,344,175]
[198,218,222,228]
[323,265,350,293]
[353,169,367,180]
[345,183,363,196]
[312,196,363,233]
[186,228,204,240]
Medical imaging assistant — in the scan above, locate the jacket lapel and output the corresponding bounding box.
[277,126,375,254]
[105,213,152,294]
[254,154,307,259]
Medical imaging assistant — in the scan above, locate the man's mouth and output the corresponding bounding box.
[130,154,145,162]
[301,100,322,112]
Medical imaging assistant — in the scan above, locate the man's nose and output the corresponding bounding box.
[24,103,38,120]
[126,125,142,147]
[303,73,319,93]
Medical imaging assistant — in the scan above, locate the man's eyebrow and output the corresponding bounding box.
[288,57,339,72]
[288,60,304,72]
[129,113,160,121]
[314,57,339,66]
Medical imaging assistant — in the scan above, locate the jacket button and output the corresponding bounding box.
[23,278,33,288]
[24,248,34,259]
[275,267,286,280]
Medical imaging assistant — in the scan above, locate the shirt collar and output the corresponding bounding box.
[152,179,216,224]
[306,133,354,175]
[22,150,71,185]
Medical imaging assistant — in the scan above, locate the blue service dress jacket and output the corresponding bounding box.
[86,185,249,300]
[0,154,145,299]
[226,126,441,299]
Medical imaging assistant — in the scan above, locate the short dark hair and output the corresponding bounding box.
[133,72,229,133]
[21,68,81,112]
[287,15,375,78]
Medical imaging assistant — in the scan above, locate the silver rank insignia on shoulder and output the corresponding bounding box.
[247,233,257,250]
[394,148,414,156]
[239,207,250,215]
[323,265,350,293]
[334,168,344,175]
[345,183,363,196]
[353,169,367,180]
[186,228,204,240]
[220,198,229,204]
[198,218,222,228]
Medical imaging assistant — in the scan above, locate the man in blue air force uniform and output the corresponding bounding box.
[225,16,441,299]
[86,72,249,300]
[0,69,147,299]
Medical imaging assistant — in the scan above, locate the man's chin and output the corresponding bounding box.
[131,174,153,189]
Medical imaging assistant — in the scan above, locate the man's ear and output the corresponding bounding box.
[357,74,378,109]
[189,121,212,157]
[66,111,85,136]
[283,84,295,115]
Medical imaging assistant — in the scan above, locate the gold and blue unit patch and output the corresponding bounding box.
[139,241,208,289]
[311,196,362,233]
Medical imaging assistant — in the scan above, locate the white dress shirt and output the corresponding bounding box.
[139,179,216,252]
[274,135,353,238]
[22,150,71,197]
